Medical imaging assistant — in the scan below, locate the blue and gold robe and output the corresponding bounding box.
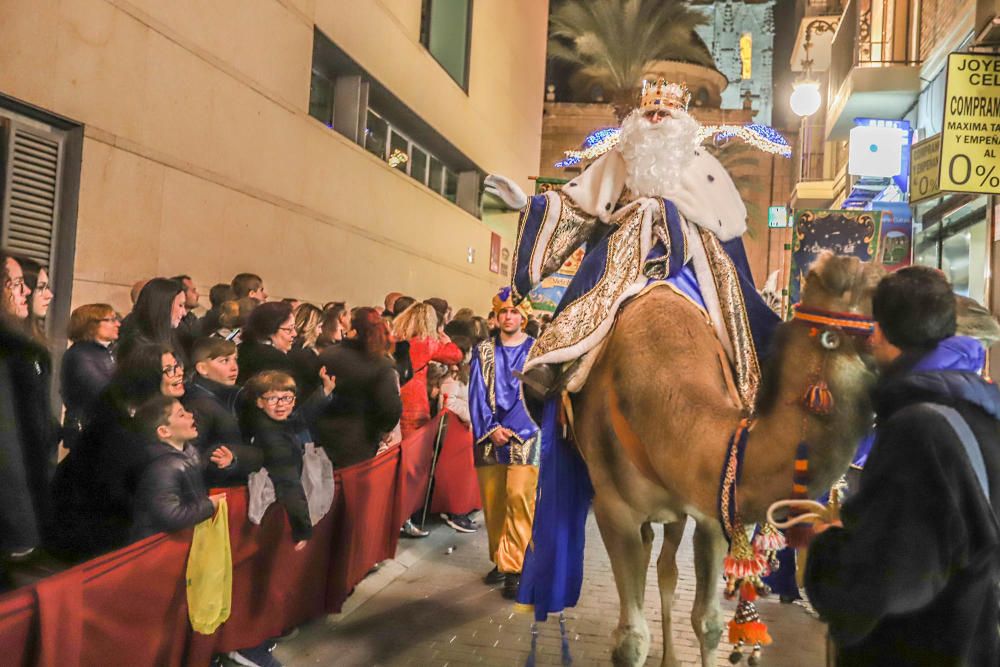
[469,336,539,466]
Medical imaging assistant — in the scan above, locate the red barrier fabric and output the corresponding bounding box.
[326,447,401,613]
[429,413,481,516]
[79,534,192,667]
[0,587,34,667]
[0,410,485,665]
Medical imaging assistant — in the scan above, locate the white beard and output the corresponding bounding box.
[617,108,702,199]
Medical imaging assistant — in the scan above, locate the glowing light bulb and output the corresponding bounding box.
[790,81,822,118]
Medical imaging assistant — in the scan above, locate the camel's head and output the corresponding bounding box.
[800,251,886,316]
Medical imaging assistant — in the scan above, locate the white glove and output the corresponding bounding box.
[484,174,529,211]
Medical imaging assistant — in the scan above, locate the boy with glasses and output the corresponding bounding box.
[243,371,334,551]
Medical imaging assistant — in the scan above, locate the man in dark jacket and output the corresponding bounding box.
[131,396,230,541]
[184,338,262,484]
[805,266,1000,666]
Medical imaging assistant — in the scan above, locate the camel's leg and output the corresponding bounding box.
[593,497,654,667]
[657,519,686,667]
[691,518,727,667]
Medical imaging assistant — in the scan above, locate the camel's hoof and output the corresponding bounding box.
[611,626,650,666]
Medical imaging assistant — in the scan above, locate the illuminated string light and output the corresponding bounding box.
[553,122,791,167]
[388,149,409,168]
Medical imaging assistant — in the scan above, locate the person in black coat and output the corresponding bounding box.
[805,267,1000,667]
[0,250,57,564]
[61,303,120,451]
[48,343,187,561]
[314,307,402,468]
[131,396,231,541]
[243,370,336,548]
[236,301,297,385]
[183,337,263,485]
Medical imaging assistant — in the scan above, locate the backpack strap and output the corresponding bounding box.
[921,403,991,503]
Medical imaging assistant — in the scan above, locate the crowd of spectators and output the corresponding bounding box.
[1,249,544,664]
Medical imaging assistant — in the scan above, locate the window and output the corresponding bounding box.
[443,167,458,203]
[309,70,334,126]
[411,146,428,185]
[364,110,388,160]
[428,156,443,193]
[420,0,473,89]
[389,130,409,172]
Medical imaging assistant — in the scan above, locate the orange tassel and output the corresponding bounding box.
[728,620,772,646]
[803,381,834,415]
[739,580,757,602]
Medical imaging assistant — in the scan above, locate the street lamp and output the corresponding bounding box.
[790,81,822,117]
[789,19,838,118]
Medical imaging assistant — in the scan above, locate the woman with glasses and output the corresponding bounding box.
[49,343,188,561]
[60,304,120,451]
[1,249,54,572]
[236,300,299,385]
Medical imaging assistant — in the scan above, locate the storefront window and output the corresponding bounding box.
[913,194,990,303]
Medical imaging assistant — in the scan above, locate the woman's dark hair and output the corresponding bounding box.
[243,301,293,344]
[17,256,47,344]
[873,266,956,352]
[524,319,541,338]
[111,342,177,409]
[443,319,477,355]
[127,277,183,345]
[352,307,391,359]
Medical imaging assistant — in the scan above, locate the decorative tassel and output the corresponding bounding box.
[753,522,787,554]
[803,380,834,415]
[786,442,814,548]
[728,599,772,646]
[723,521,768,593]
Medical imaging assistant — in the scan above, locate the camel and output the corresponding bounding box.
[566,252,886,667]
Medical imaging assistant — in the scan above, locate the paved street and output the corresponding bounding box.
[277,513,827,667]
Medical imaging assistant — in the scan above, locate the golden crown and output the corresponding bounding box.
[640,79,691,112]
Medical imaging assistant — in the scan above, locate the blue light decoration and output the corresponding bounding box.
[582,127,620,148]
[553,156,582,168]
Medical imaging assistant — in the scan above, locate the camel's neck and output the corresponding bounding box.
[737,330,875,521]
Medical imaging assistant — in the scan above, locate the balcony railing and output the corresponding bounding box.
[828,0,918,100]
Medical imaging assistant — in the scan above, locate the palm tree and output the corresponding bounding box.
[549,0,713,120]
[706,139,766,239]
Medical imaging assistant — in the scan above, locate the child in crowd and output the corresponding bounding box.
[131,396,232,541]
[244,371,332,550]
[183,338,263,485]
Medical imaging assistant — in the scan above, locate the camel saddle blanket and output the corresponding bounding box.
[521,196,778,412]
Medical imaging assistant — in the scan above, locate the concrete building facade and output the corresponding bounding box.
[0,0,549,331]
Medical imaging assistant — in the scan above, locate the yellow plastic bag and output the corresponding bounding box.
[186,497,233,634]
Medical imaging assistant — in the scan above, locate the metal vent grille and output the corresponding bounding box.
[1,122,63,270]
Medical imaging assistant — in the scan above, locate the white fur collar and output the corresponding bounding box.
[561,149,748,242]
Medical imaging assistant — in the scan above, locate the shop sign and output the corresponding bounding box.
[787,209,882,316]
[768,206,788,228]
[910,134,943,203]
[940,53,1000,195]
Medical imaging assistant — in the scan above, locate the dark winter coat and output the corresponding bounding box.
[236,340,296,385]
[289,344,322,399]
[182,375,262,485]
[314,339,402,468]
[0,323,57,554]
[48,386,153,561]
[805,352,1000,666]
[131,441,215,541]
[60,340,116,450]
[245,409,313,541]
